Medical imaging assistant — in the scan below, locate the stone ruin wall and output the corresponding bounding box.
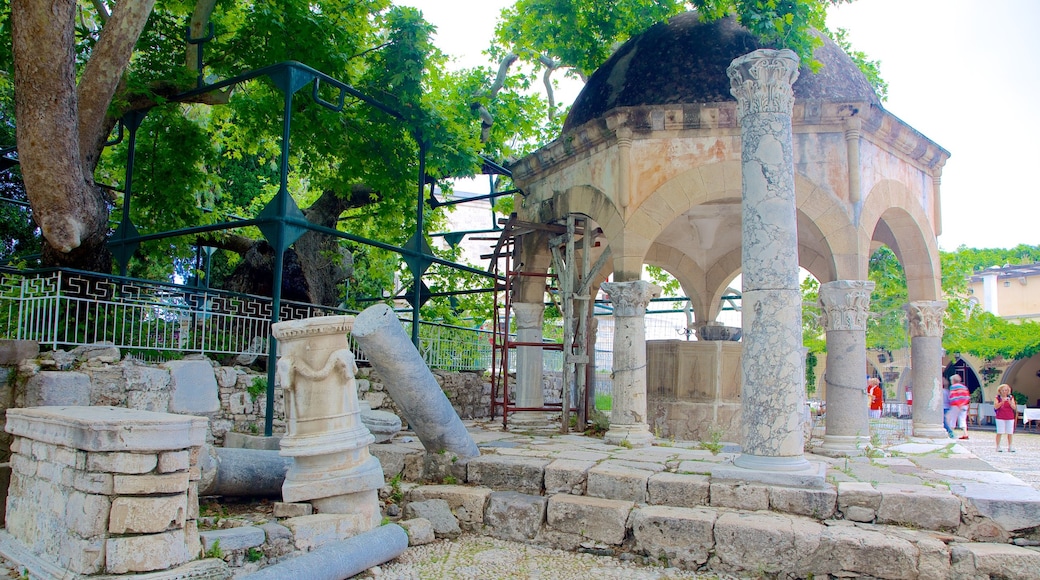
[0,342,494,458]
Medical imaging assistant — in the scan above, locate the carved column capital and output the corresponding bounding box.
[905,300,947,337]
[601,280,662,317]
[511,302,544,330]
[818,280,874,332]
[728,49,800,122]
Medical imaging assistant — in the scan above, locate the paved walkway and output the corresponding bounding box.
[359,420,1040,580]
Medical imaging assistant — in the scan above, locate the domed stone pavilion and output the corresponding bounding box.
[503,12,949,467]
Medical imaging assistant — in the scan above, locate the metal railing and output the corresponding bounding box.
[0,268,493,372]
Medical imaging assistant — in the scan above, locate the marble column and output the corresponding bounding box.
[729,49,810,471]
[272,315,383,528]
[818,280,874,454]
[906,300,948,438]
[510,301,549,428]
[601,279,661,447]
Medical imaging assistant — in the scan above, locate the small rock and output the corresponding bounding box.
[1013,538,1040,547]
[386,504,401,517]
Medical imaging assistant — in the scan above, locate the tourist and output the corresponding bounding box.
[947,374,971,440]
[867,377,883,419]
[994,383,1017,452]
[941,377,954,437]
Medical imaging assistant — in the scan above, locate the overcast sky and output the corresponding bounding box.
[401,0,1040,252]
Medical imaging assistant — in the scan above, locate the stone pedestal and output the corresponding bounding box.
[510,302,549,429]
[905,301,948,439]
[601,280,661,447]
[818,280,874,455]
[729,49,809,472]
[1,406,218,577]
[647,340,742,442]
[272,316,382,531]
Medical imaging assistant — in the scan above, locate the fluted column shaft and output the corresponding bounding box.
[906,301,948,438]
[729,49,809,471]
[819,280,874,454]
[601,280,661,447]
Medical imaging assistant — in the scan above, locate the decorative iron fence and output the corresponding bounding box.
[0,268,494,372]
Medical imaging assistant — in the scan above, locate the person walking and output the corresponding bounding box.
[941,377,954,438]
[994,383,1018,452]
[947,374,971,440]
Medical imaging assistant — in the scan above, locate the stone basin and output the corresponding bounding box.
[696,323,741,341]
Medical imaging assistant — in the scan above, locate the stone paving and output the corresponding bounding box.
[355,422,1040,580]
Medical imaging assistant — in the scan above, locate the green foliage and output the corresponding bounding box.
[594,392,613,411]
[698,424,726,455]
[829,27,888,101]
[205,539,224,560]
[693,0,834,71]
[247,377,267,402]
[245,547,263,562]
[867,247,910,353]
[495,0,687,78]
[1012,391,1028,406]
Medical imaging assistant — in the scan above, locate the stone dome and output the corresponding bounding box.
[563,12,880,131]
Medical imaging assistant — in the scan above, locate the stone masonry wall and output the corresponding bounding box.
[0,343,493,451]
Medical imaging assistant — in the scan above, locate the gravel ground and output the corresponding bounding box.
[951,425,1040,490]
[362,535,732,580]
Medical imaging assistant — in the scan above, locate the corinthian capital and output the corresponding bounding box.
[728,49,800,122]
[818,280,874,332]
[905,300,947,338]
[601,280,662,317]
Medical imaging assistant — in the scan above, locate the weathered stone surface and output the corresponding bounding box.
[814,523,918,579]
[403,499,461,539]
[769,486,837,519]
[223,432,282,451]
[86,451,158,474]
[399,517,436,546]
[837,481,881,509]
[709,481,769,511]
[544,459,595,495]
[158,450,191,473]
[360,407,401,443]
[200,526,266,552]
[273,502,313,518]
[406,484,490,530]
[0,340,39,365]
[950,542,1040,580]
[466,454,549,495]
[165,359,220,414]
[586,462,652,503]
[647,472,710,507]
[546,494,633,545]
[65,490,111,537]
[712,511,823,577]
[875,483,961,531]
[883,526,952,579]
[109,495,186,534]
[105,529,192,574]
[630,505,716,568]
[282,513,373,551]
[370,443,424,482]
[5,406,206,452]
[484,491,547,542]
[954,482,1040,532]
[113,472,189,495]
[25,371,92,406]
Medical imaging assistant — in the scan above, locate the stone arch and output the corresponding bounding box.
[861,179,941,301]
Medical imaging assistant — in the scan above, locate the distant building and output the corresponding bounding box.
[967,263,1040,323]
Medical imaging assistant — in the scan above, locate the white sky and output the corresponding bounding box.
[401,0,1040,252]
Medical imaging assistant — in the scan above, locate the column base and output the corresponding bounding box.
[508,411,552,431]
[733,452,812,473]
[816,434,871,457]
[603,424,654,448]
[912,423,950,439]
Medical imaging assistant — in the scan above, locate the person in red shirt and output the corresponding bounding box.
[994,383,1018,452]
[867,377,883,419]
[947,374,971,440]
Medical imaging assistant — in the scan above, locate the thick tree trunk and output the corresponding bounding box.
[217,186,375,306]
[11,0,153,271]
